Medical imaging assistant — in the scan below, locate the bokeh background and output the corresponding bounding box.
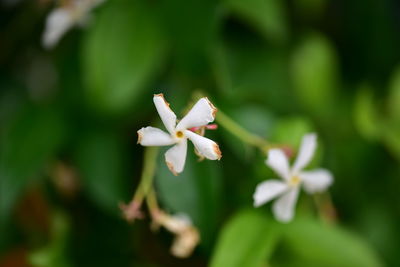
[1,0,400,266]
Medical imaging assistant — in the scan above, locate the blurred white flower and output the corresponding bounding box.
[42,0,105,49]
[253,133,333,222]
[157,213,200,258]
[154,212,200,258]
[138,94,221,175]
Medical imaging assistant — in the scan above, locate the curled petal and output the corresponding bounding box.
[171,226,200,258]
[253,180,288,207]
[292,133,317,173]
[300,168,333,193]
[176,97,217,130]
[266,149,291,180]
[137,127,175,146]
[272,187,299,223]
[185,130,221,160]
[165,139,187,175]
[42,8,74,49]
[153,94,177,134]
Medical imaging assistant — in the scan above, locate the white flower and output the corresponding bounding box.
[137,94,221,175]
[42,0,105,49]
[253,133,333,223]
[154,212,200,258]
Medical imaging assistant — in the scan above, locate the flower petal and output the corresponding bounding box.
[184,130,221,160]
[292,133,317,173]
[137,127,175,146]
[266,149,291,180]
[42,9,74,49]
[165,139,187,175]
[272,187,299,223]
[253,180,289,207]
[300,168,333,193]
[176,97,217,130]
[153,94,177,134]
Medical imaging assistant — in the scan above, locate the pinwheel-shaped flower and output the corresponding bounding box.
[42,0,105,49]
[137,94,221,175]
[253,133,333,222]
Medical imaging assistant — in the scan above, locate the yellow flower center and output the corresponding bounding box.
[176,131,184,138]
[289,176,301,186]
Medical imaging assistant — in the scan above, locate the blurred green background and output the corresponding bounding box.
[1,0,400,266]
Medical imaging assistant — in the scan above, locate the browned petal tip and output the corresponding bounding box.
[155,93,173,111]
[213,143,222,160]
[137,130,142,144]
[205,97,217,118]
[166,161,178,176]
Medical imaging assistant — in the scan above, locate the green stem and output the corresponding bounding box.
[132,147,159,203]
[216,109,271,153]
[146,187,161,217]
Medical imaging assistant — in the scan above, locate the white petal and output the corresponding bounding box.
[266,149,291,180]
[153,94,177,134]
[292,133,317,173]
[165,139,187,175]
[272,187,299,223]
[137,127,175,146]
[185,130,221,160]
[300,168,333,193]
[176,97,217,130]
[42,8,74,49]
[253,180,289,207]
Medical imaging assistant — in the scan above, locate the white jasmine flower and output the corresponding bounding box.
[42,0,105,49]
[138,94,221,175]
[253,133,333,222]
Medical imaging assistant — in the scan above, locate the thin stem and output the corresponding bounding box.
[313,192,337,224]
[216,109,271,153]
[146,187,161,217]
[132,147,159,203]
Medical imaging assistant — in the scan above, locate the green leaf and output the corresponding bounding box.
[382,124,400,162]
[388,66,400,122]
[353,84,381,140]
[277,217,383,267]
[223,0,288,43]
[210,210,279,267]
[82,0,167,114]
[0,107,66,223]
[155,149,222,248]
[290,33,339,115]
[73,131,129,214]
[212,39,292,111]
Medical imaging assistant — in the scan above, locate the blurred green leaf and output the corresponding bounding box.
[0,107,66,223]
[388,66,400,122]
[155,149,222,248]
[291,33,339,115]
[223,0,288,43]
[210,209,279,267]
[213,38,292,111]
[73,131,129,213]
[382,124,400,162]
[277,217,383,267]
[82,0,167,114]
[353,84,381,140]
